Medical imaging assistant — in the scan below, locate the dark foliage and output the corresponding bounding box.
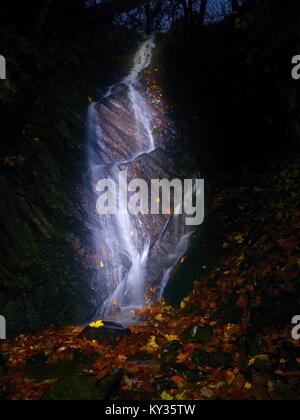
[161,0,300,172]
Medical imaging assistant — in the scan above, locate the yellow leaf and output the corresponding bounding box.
[244,382,252,390]
[144,336,159,353]
[248,354,269,366]
[155,314,164,322]
[164,334,179,342]
[161,391,174,400]
[89,320,104,329]
[201,387,214,399]
[234,234,244,244]
[175,391,186,400]
[248,357,255,366]
[180,296,190,309]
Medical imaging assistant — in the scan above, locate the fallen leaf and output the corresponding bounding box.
[89,320,104,329]
[177,353,189,363]
[234,234,245,244]
[171,375,185,388]
[248,354,269,366]
[164,334,179,342]
[161,391,174,400]
[244,382,252,390]
[144,336,159,352]
[201,387,214,399]
[175,391,186,400]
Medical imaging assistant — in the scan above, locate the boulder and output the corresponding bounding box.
[79,321,131,346]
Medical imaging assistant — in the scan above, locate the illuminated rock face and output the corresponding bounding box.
[88,39,193,318]
[93,84,150,164]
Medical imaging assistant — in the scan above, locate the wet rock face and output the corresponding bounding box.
[89,74,193,313]
[0,102,100,336]
[93,84,151,164]
[0,43,106,337]
[0,27,144,336]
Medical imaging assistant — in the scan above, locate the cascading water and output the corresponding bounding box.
[87,37,194,321]
[123,37,156,154]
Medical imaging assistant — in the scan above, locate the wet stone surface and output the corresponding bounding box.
[79,321,131,346]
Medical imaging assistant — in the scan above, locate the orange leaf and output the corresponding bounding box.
[171,375,185,384]
[177,353,189,363]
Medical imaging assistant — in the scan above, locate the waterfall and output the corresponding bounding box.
[87,37,194,321]
[123,37,156,154]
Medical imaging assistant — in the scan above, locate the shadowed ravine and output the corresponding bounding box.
[87,38,194,321]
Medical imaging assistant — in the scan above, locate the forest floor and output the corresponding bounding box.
[1,153,300,400]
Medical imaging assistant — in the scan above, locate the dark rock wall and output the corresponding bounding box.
[0,26,138,335]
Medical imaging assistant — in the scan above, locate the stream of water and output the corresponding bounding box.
[87,37,193,322]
